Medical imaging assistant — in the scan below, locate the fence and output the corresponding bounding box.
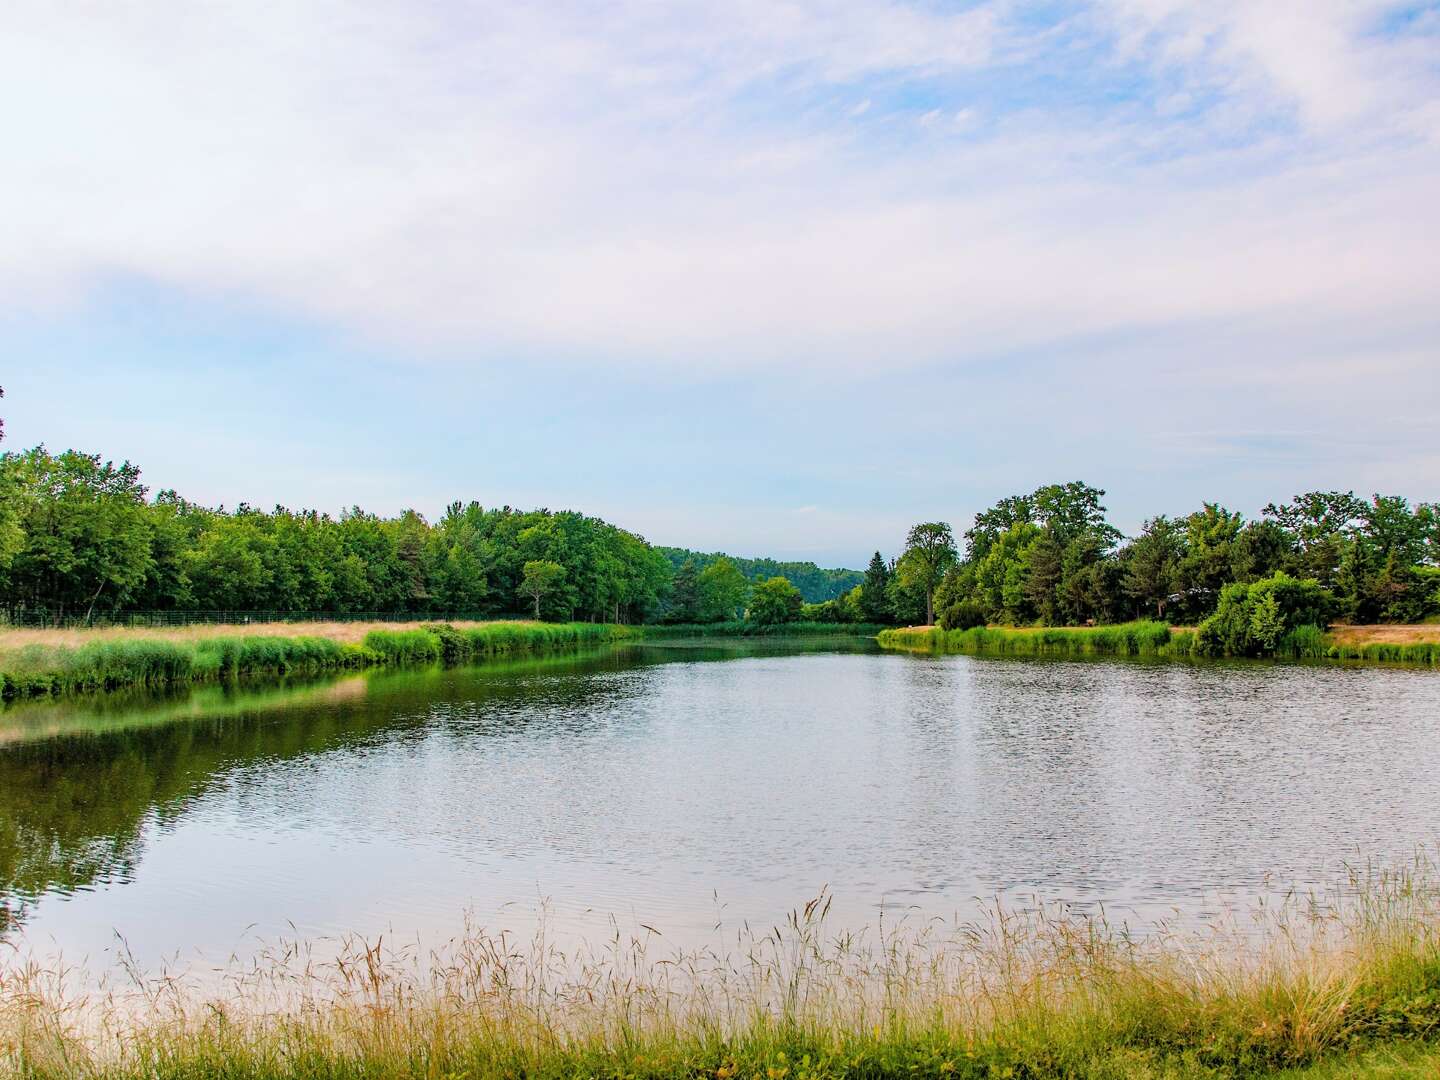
[0,610,535,630]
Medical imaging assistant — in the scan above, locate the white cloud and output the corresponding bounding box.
[1,0,1437,380]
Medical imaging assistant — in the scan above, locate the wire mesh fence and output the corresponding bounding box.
[0,610,533,630]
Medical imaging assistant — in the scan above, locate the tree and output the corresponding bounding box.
[666,558,701,623]
[747,576,803,625]
[2,447,154,619]
[697,557,748,622]
[517,559,566,619]
[1174,504,1245,619]
[859,551,892,623]
[1262,491,1366,588]
[1123,516,1184,619]
[899,522,957,625]
[1030,481,1122,549]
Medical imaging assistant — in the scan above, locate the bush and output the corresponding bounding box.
[747,577,804,626]
[938,599,987,631]
[1196,573,1334,657]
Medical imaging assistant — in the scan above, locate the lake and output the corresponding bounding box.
[2,639,1437,978]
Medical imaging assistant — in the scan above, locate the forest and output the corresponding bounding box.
[656,547,861,603]
[0,446,672,623]
[0,434,1436,634]
[870,482,1440,644]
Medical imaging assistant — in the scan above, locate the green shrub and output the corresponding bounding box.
[938,599,987,631]
[1197,573,1334,657]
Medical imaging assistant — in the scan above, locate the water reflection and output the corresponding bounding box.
[1,642,1436,977]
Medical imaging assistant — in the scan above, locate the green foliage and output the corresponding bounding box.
[1123,515,1183,619]
[1249,592,1286,652]
[747,576,804,626]
[697,557,749,622]
[0,623,640,701]
[897,522,957,625]
[1196,573,1334,657]
[657,546,862,603]
[882,620,1175,658]
[664,558,701,623]
[0,447,674,625]
[799,586,866,624]
[937,598,987,631]
[906,481,1436,634]
[859,551,893,623]
[516,559,567,619]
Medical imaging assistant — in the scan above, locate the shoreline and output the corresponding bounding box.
[878,620,1440,665]
[0,620,642,702]
[4,867,1439,1079]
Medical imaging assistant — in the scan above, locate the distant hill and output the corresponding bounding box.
[657,547,863,603]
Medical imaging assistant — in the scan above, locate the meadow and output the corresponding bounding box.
[4,864,1440,1079]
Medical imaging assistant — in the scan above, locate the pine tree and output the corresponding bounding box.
[860,551,892,623]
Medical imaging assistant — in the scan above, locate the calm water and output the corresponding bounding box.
[2,640,1437,975]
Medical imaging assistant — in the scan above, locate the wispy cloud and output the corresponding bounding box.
[2,1,1438,560]
[2,0,1436,376]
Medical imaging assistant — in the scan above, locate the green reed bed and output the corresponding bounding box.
[880,620,1180,658]
[644,622,887,639]
[1313,639,1440,664]
[879,622,1437,666]
[4,864,1440,1079]
[0,623,640,701]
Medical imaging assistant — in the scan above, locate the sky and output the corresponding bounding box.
[3,0,1438,568]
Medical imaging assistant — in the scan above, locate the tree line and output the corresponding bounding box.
[1,428,1436,633]
[0,442,849,628]
[0,446,671,623]
[874,481,1439,634]
[656,547,861,604]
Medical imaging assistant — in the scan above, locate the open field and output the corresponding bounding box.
[4,866,1440,1080]
[1328,624,1440,646]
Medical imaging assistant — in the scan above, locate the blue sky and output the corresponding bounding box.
[4,1,1438,567]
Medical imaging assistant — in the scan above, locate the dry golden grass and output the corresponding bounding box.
[1327,624,1440,646]
[3,863,1439,1080]
[0,619,530,655]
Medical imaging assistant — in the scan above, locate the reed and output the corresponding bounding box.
[879,622,1438,667]
[644,622,887,638]
[879,620,1176,658]
[0,623,641,701]
[3,863,1440,1079]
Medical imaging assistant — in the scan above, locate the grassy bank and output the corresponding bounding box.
[4,866,1440,1079]
[643,621,886,638]
[879,620,1185,658]
[0,621,640,701]
[878,621,1440,665]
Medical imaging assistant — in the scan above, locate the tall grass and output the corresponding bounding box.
[644,622,887,639]
[1317,639,1440,664]
[0,623,640,702]
[879,622,1438,666]
[879,620,1177,658]
[4,863,1440,1079]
